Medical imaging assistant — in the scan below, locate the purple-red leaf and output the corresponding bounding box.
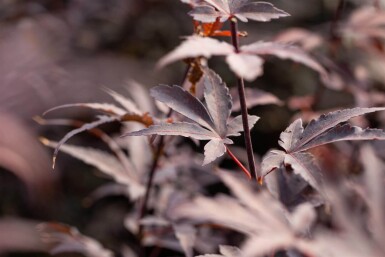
[263,107,385,191]
[188,5,224,23]
[299,124,385,151]
[105,88,141,115]
[38,223,113,257]
[203,139,229,165]
[157,36,233,68]
[234,2,290,22]
[241,42,326,79]
[189,1,289,23]
[231,87,283,111]
[203,69,232,137]
[227,115,259,137]
[124,122,218,140]
[284,152,322,192]
[226,53,264,81]
[43,103,126,116]
[151,85,216,131]
[261,150,285,177]
[41,138,144,199]
[292,107,385,152]
[278,119,304,152]
[52,116,120,169]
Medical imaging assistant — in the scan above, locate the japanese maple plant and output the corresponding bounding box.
[38,1,385,257]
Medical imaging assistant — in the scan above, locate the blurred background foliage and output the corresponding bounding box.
[0,0,384,256]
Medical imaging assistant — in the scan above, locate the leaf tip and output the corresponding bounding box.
[52,156,56,170]
[39,137,50,146]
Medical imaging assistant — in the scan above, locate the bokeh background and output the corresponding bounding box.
[1,0,384,256]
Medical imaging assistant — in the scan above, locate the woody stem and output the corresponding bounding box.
[230,18,258,181]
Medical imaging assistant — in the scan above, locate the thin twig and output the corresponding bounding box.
[330,0,345,41]
[136,64,191,256]
[226,147,251,179]
[229,18,258,181]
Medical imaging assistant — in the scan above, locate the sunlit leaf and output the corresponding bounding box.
[126,122,218,140]
[189,1,289,23]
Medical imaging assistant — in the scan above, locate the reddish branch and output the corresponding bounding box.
[229,18,258,181]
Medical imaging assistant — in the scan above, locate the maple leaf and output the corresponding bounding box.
[157,36,326,81]
[41,82,158,169]
[123,69,259,167]
[261,107,385,191]
[189,0,289,23]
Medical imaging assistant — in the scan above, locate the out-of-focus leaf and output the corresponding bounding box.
[36,116,136,180]
[173,173,318,257]
[173,224,197,257]
[274,28,324,51]
[157,36,233,68]
[38,223,114,257]
[342,6,385,44]
[361,145,385,244]
[40,138,145,200]
[0,218,47,253]
[189,1,289,23]
[105,88,142,115]
[126,80,157,115]
[288,203,316,234]
[226,53,264,81]
[230,87,283,111]
[158,37,325,82]
[49,115,120,169]
[0,111,54,204]
[226,115,260,137]
[241,41,327,80]
[219,245,243,257]
[43,102,127,116]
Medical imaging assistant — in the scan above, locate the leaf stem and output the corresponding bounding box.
[226,147,251,179]
[229,18,258,181]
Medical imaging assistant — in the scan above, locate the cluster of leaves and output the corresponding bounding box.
[35,1,385,257]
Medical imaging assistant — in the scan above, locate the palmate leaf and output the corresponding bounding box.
[127,122,217,140]
[262,107,385,191]
[40,138,145,200]
[158,36,325,82]
[203,69,232,137]
[157,36,233,69]
[173,172,316,257]
[150,85,216,130]
[189,1,289,23]
[123,69,259,165]
[50,115,120,169]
